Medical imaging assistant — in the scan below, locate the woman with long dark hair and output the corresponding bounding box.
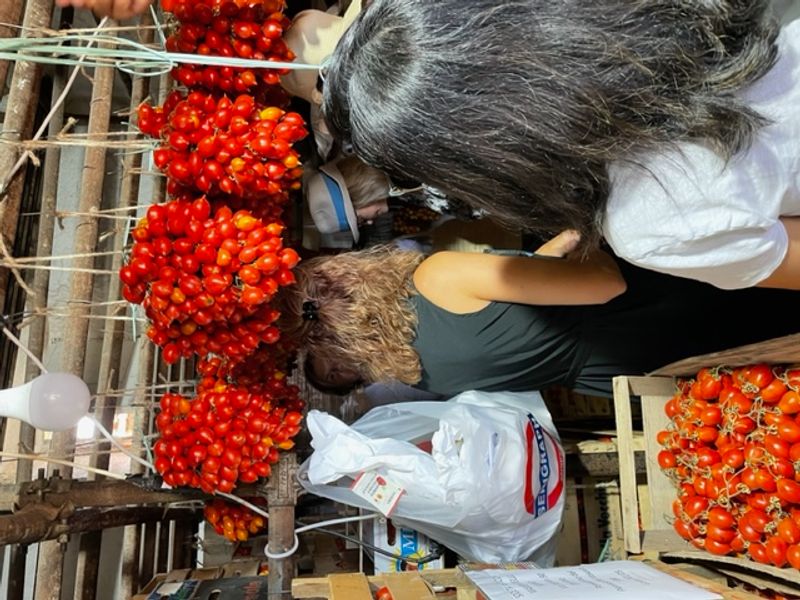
[321,0,799,290]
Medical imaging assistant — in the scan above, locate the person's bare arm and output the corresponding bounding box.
[534,229,581,258]
[56,0,151,20]
[757,217,800,290]
[413,246,627,313]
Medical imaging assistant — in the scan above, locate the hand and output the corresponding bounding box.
[534,229,581,258]
[55,0,152,20]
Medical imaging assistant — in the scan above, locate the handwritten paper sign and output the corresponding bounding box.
[464,561,722,600]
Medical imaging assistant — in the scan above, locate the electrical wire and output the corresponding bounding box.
[88,414,155,472]
[305,523,444,567]
[264,514,379,560]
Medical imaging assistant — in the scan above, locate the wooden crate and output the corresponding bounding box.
[613,371,800,597]
[292,569,478,600]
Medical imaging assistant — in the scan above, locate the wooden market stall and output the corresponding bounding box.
[0,2,800,600]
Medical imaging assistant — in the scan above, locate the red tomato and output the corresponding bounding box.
[703,536,732,556]
[683,496,708,518]
[707,507,734,529]
[765,536,788,567]
[375,586,394,600]
[706,524,736,544]
[762,378,789,404]
[778,517,800,545]
[777,416,800,443]
[779,391,800,415]
[777,479,800,504]
[748,542,770,565]
[657,450,677,469]
[787,544,800,570]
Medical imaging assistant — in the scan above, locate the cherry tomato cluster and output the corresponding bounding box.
[198,341,304,414]
[392,205,440,236]
[138,91,305,201]
[658,364,800,568]
[204,497,268,542]
[153,381,303,493]
[165,0,294,94]
[120,198,300,364]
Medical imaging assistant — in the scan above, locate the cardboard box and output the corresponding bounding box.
[555,476,624,566]
[366,517,445,573]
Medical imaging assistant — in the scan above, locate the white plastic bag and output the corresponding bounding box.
[298,390,565,564]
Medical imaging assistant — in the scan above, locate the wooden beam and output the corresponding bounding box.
[0,0,51,312]
[34,27,118,598]
[266,453,298,600]
[0,505,199,546]
[1,478,202,512]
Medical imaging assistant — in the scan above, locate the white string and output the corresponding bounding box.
[215,491,270,520]
[1,326,48,374]
[0,33,321,77]
[88,414,155,472]
[0,450,127,480]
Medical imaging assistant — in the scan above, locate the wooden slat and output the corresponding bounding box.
[381,572,436,600]
[642,530,691,553]
[652,333,800,377]
[626,376,676,397]
[613,376,642,554]
[640,392,677,532]
[328,574,373,600]
[290,576,330,598]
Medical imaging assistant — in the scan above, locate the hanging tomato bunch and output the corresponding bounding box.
[153,381,303,493]
[153,341,304,494]
[120,197,300,364]
[658,364,800,568]
[204,497,268,542]
[138,92,305,201]
[166,0,295,94]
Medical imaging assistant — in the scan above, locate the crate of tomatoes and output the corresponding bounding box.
[613,332,800,593]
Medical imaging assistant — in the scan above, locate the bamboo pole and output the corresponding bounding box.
[6,21,72,600]
[120,340,154,599]
[74,11,155,599]
[33,26,117,600]
[0,0,52,334]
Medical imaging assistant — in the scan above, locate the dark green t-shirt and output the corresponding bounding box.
[409,260,800,398]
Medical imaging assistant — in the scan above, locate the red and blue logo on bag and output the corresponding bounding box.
[524,413,564,516]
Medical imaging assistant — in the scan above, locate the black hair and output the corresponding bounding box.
[322,0,778,245]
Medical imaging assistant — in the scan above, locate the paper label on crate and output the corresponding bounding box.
[350,471,405,517]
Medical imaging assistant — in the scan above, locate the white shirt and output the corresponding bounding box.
[603,20,800,289]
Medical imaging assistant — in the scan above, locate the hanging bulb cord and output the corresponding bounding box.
[0,314,156,474]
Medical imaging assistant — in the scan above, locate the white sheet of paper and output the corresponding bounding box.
[464,561,722,600]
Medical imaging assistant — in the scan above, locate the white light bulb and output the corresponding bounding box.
[0,373,91,431]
